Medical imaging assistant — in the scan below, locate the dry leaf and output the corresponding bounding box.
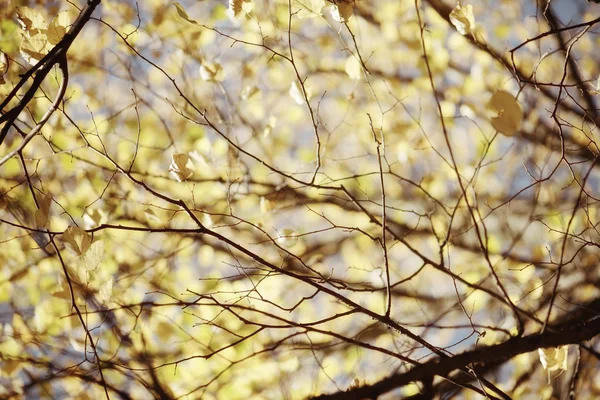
[169,153,195,182]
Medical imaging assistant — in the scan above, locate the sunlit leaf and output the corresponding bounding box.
[16,6,52,65]
[4,1,600,398]
[49,279,71,300]
[230,0,253,19]
[289,81,312,104]
[263,115,277,138]
[277,228,298,248]
[331,3,353,22]
[16,7,46,32]
[539,346,568,371]
[539,346,568,383]
[486,90,522,136]
[202,213,214,228]
[0,280,12,302]
[292,0,325,19]
[20,31,50,66]
[0,51,8,84]
[63,226,91,256]
[82,240,104,270]
[47,11,71,45]
[260,197,272,213]
[449,4,475,35]
[98,277,113,304]
[345,56,362,80]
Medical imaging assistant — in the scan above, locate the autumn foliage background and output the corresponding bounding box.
[1,0,600,399]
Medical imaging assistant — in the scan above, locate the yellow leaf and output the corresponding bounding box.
[82,240,104,270]
[538,346,568,383]
[98,277,113,304]
[144,208,161,222]
[16,7,47,32]
[449,4,475,36]
[47,11,71,45]
[0,334,24,358]
[539,346,568,371]
[11,314,32,343]
[63,226,91,256]
[486,90,523,136]
[293,0,325,19]
[50,279,71,300]
[0,51,8,85]
[20,31,50,66]
[260,197,272,213]
[263,115,277,138]
[173,2,199,24]
[0,280,12,302]
[34,193,52,229]
[202,213,214,228]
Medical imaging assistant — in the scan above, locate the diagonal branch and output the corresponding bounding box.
[0,0,102,147]
[310,309,600,399]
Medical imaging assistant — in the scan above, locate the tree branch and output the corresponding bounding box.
[310,312,600,399]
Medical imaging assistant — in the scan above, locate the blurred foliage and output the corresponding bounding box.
[1,0,600,399]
